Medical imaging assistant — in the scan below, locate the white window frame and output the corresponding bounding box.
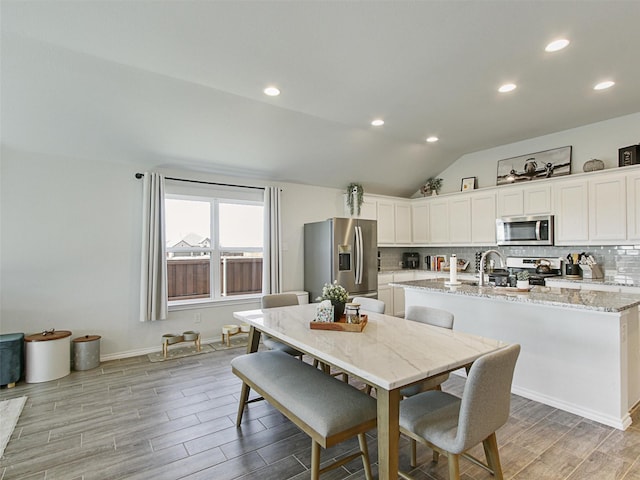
[165,181,264,309]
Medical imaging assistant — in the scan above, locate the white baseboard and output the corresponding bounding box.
[98,335,224,362]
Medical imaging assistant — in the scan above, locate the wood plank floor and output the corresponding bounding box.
[1,346,639,480]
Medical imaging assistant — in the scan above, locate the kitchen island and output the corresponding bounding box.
[391,278,640,430]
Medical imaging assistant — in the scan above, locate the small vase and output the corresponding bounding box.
[332,301,345,322]
[516,280,529,290]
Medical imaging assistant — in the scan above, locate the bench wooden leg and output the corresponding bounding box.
[358,433,373,480]
[236,382,251,426]
[311,439,321,480]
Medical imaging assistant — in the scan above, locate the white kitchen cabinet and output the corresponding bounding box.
[428,198,449,244]
[497,184,551,217]
[394,201,413,244]
[411,201,429,244]
[448,197,472,244]
[627,170,640,241]
[377,273,394,315]
[523,184,552,215]
[589,173,627,243]
[376,200,395,244]
[497,188,524,217]
[358,196,377,220]
[470,191,496,244]
[392,272,415,317]
[376,198,411,245]
[554,179,589,245]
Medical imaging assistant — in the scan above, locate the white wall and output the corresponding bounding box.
[436,112,640,194]
[0,147,345,358]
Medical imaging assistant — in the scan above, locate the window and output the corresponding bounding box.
[165,183,264,304]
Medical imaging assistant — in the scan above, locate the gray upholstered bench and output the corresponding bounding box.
[231,350,377,480]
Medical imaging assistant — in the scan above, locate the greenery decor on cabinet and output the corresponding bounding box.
[346,183,364,216]
[420,177,443,196]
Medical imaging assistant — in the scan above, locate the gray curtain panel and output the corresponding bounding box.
[140,172,168,321]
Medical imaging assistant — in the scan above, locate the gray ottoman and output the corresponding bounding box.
[0,333,24,388]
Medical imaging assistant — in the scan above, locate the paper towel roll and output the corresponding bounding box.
[450,255,457,284]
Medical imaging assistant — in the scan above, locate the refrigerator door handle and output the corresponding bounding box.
[355,226,363,284]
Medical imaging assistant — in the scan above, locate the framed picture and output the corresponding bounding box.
[496,145,572,185]
[461,177,476,192]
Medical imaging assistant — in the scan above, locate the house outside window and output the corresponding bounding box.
[165,182,264,305]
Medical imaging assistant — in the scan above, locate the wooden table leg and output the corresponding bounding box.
[247,326,261,354]
[376,387,401,480]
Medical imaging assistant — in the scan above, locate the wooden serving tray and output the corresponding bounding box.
[310,314,368,332]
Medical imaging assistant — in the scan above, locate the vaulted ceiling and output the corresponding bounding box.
[2,1,640,197]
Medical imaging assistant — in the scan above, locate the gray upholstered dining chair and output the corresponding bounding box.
[352,296,386,314]
[398,344,521,480]
[400,305,455,397]
[261,293,304,357]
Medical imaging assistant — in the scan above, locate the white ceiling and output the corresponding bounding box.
[2,1,640,197]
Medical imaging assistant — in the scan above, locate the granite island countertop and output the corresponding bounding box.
[390,278,640,313]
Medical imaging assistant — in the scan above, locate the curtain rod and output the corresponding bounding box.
[134,173,265,191]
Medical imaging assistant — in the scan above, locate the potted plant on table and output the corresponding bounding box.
[316,281,349,321]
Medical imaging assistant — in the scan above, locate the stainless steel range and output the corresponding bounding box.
[506,257,564,286]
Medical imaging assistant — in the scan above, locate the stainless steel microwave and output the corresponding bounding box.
[496,215,554,246]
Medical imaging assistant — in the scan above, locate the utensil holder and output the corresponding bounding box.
[565,264,581,276]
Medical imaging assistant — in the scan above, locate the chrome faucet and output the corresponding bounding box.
[478,250,506,286]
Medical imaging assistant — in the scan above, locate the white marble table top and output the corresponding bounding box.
[233,303,505,390]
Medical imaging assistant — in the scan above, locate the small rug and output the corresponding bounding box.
[0,396,27,458]
[147,344,216,363]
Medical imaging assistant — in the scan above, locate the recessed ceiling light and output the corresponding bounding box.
[498,83,517,93]
[371,119,385,126]
[263,86,281,96]
[426,136,439,143]
[545,38,570,52]
[593,80,615,91]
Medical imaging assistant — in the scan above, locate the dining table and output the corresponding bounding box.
[233,303,506,480]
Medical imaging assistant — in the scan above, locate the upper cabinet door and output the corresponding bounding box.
[428,198,450,244]
[523,184,552,215]
[628,171,640,241]
[589,173,627,243]
[497,184,551,217]
[394,202,413,244]
[377,200,395,244]
[471,192,497,244]
[412,201,429,244]
[358,196,377,220]
[448,197,472,244]
[554,179,589,244]
[497,188,524,217]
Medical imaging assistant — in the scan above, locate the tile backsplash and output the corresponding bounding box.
[380,245,640,285]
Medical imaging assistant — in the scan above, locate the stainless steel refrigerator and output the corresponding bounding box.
[304,218,378,302]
